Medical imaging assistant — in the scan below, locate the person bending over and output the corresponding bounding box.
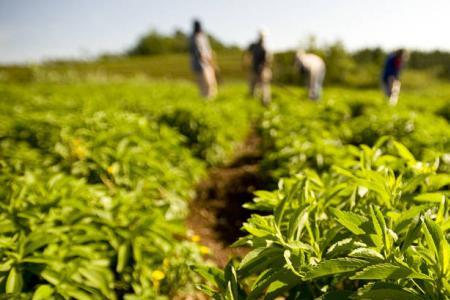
[294,50,326,101]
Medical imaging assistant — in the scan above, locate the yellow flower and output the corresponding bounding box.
[191,234,201,243]
[107,165,114,174]
[71,138,87,159]
[199,245,210,255]
[151,270,165,282]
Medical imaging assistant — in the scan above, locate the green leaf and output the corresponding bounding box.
[275,180,302,226]
[6,267,23,294]
[195,284,216,297]
[373,206,390,252]
[225,282,237,300]
[287,206,309,241]
[24,233,58,256]
[441,237,450,276]
[274,194,289,227]
[422,216,444,263]
[369,206,383,249]
[330,208,368,235]
[393,141,416,162]
[116,242,130,273]
[326,238,366,258]
[238,247,284,278]
[354,288,425,300]
[351,263,431,280]
[78,266,111,298]
[304,258,369,280]
[265,271,300,300]
[224,262,239,299]
[32,285,54,300]
[242,215,277,237]
[0,259,13,272]
[40,269,60,286]
[191,265,226,291]
[247,268,295,300]
[427,174,450,190]
[22,256,54,265]
[400,216,422,253]
[348,248,384,262]
[413,193,445,203]
[318,290,353,300]
[62,285,93,300]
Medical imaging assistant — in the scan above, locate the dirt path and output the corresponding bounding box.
[186,129,270,267]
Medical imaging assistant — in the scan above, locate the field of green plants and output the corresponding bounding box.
[0,74,449,299]
[197,87,450,299]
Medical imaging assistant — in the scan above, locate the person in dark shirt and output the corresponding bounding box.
[382,49,407,105]
[244,31,272,106]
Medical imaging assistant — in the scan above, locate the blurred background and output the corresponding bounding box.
[1,0,449,88]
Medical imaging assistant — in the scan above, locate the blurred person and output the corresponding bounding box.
[381,49,408,105]
[244,30,272,106]
[189,20,217,99]
[294,50,326,100]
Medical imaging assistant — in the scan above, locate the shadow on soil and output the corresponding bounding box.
[186,129,273,267]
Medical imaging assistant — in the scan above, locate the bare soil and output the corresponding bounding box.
[186,129,270,267]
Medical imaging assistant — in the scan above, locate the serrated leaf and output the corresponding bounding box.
[304,258,369,280]
[355,288,425,300]
[326,238,366,258]
[330,208,368,235]
[349,247,384,261]
[351,263,431,280]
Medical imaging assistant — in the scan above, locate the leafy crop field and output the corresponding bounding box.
[0,76,449,299]
[197,86,450,299]
[0,79,260,299]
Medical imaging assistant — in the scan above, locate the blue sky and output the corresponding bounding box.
[0,0,449,64]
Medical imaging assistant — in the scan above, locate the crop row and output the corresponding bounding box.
[200,90,450,299]
[0,80,258,299]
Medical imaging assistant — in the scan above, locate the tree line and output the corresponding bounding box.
[127,29,450,86]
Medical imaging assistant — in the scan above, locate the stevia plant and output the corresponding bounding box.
[198,140,449,299]
[0,79,259,299]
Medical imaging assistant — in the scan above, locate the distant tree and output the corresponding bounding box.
[127,29,239,56]
[409,50,450,79]
[323,41,355,85]
[128,30,180,56]
[353,48,385,65]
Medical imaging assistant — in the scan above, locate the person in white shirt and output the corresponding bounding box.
[294,50,326,100]
[189,20,217,99]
